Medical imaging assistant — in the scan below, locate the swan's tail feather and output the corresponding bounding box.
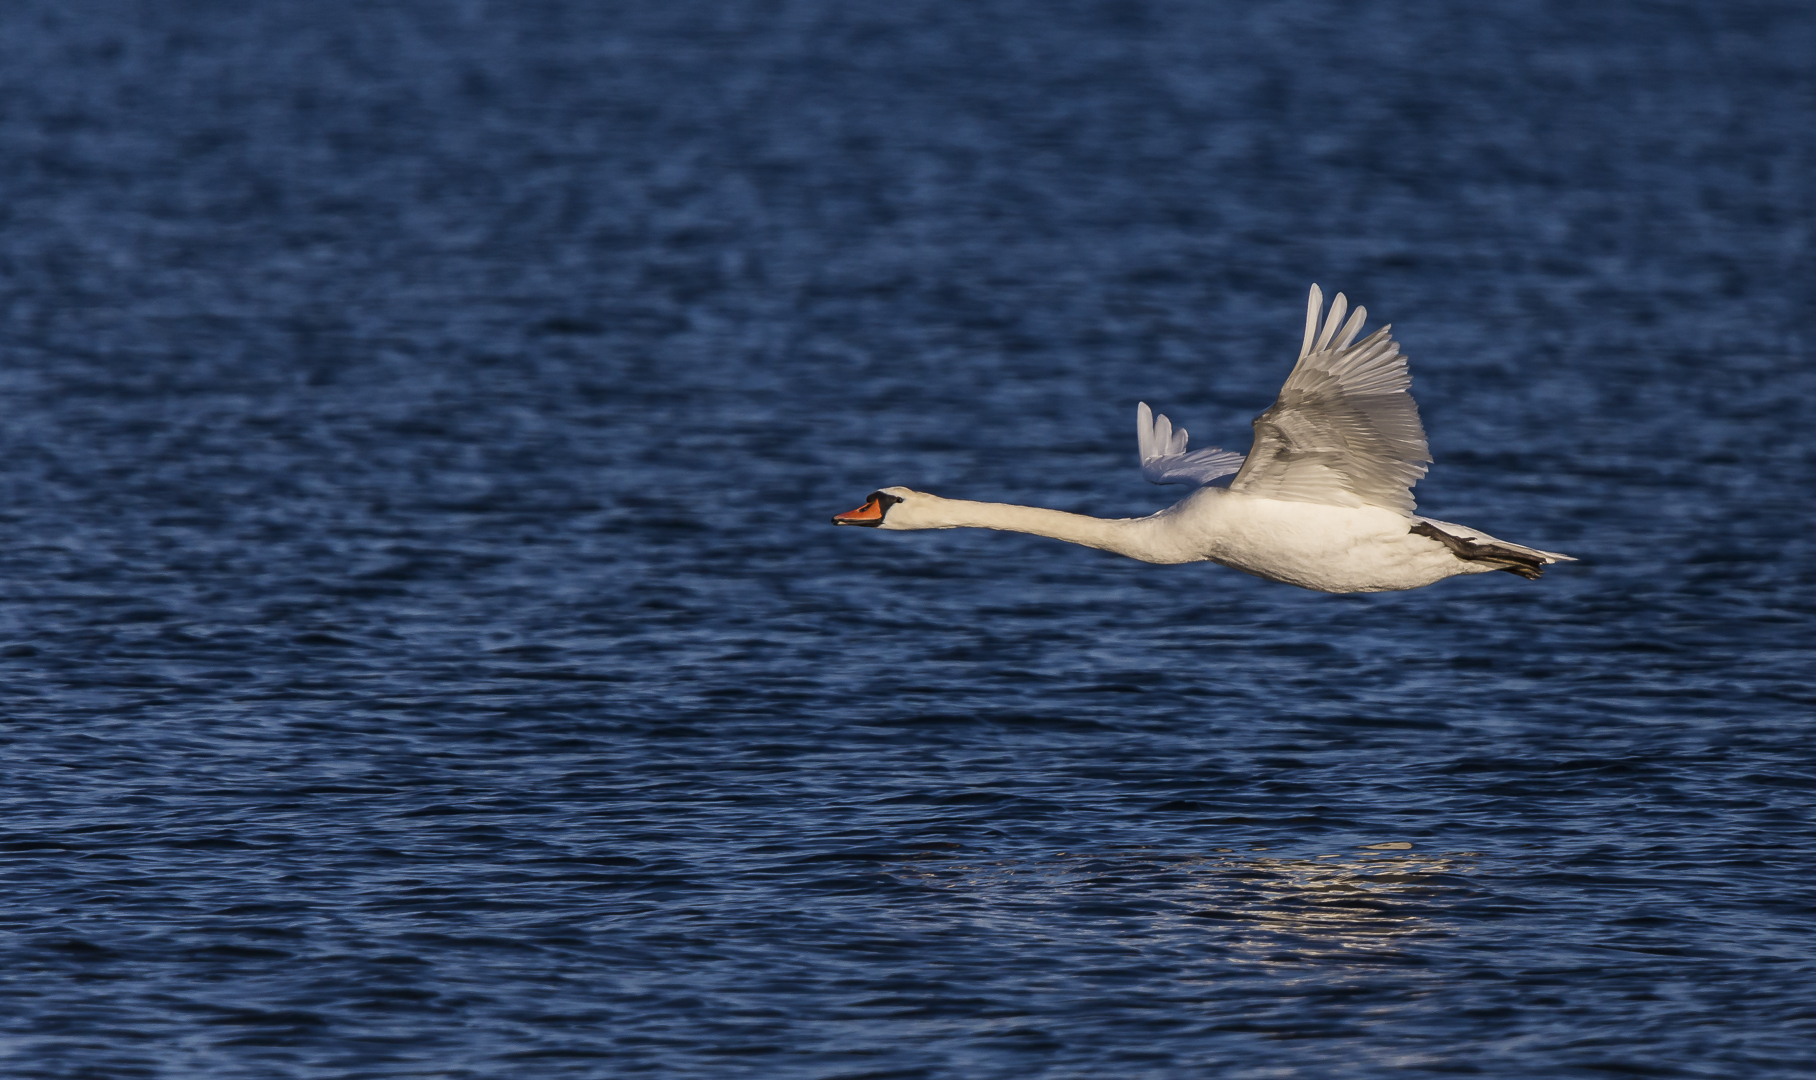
[1411,519,1575,581]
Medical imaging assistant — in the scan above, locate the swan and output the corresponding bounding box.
[831,285,1572,594]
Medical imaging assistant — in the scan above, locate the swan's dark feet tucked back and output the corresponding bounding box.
[1409,522,1549,580]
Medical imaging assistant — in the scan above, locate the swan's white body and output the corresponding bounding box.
[834,286,1571,594]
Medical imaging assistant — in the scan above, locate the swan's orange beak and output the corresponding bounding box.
[831,495,888,527]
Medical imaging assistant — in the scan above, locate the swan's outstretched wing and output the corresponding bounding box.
[1228,285,1431,513]
[1136,401,1245,486]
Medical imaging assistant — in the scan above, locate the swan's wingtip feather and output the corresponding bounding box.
[1315,293,1348,352]
[1335,304,1368,350]
[1301,284,1322,359]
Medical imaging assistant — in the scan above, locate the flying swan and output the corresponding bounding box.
[832,285,1572,594]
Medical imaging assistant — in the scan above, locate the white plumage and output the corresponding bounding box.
[834,285,1573,594]
[1136,402,1245,486]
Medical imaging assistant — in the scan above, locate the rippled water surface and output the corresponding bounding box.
[2,1,1814,1076]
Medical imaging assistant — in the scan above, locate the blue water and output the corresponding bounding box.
[2,1,1813,1076]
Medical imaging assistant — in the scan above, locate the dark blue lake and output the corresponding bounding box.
[2,1,1813,1076]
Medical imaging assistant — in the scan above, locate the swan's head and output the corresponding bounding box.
[830,486,929,530]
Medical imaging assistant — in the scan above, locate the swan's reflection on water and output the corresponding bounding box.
[887,844,1481,967]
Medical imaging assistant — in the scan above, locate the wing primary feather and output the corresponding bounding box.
[1301,284,1322,359]
[1316,293,1347,353]
[1336,305,1367,350]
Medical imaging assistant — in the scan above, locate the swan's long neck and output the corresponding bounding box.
[896,496,1178,562]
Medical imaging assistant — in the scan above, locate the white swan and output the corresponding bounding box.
[833,285,1572,593]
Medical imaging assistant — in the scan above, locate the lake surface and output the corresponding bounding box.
[1,1,1813,1076]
